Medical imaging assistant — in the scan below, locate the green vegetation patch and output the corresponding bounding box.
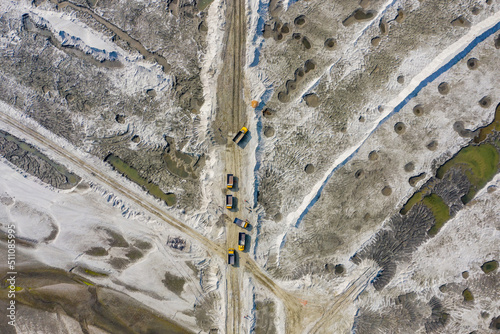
[474,104,500,143]
[197,0,214,11]
[436,144,499,203]
[105,154,176,206]
[400,191,423,215]
[84,269,108,277]
[162,272,186,296]
[423,194,451,236]
[462,288,474,302]
[481,260,498,274]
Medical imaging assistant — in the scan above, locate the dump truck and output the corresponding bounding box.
[228,248,235,265]
[226,195,233,209]
[233,218,249,228]
[232,126,248,144]
[227,174,234,189]
[238,232,246,251]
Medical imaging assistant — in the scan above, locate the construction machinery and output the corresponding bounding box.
[238,232,246,251]
[232,126,248,144]
[228,248,235,265]
[233,218,249,228]
[226,194,233,209]
[227,174,234,189]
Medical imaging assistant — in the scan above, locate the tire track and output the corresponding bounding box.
[309,268,377,333]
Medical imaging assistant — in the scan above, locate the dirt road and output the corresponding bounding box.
[218,0,245,331]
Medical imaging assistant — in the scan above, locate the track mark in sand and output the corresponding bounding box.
[52,0,171,72]
[309,268,377,333]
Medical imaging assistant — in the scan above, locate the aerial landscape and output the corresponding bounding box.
[0,0,499,332]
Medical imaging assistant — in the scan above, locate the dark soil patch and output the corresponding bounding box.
[304,164,315,174]
[368,150,379,161]
[334,264,345,275]
[295,68,305,81]
[304,59,316,73]
[467,58,479,70]
[278,91,290,103]
[462,288,474,302]
[371,36,381,47]
[292,32,301,40]
[263,108,275,118]
[146,89,156,97]
[394,122,406,134]
[397,75,404,84]
[413,104,424,116]
[479,96,492,108]
[109,257,130,270]
[481,260,498,273]
[404,162,415,172]
[495,34,500,49]
[451,16,472,28]
[264,127,275,137]
[286,79,297,92]
[490,316,500,330]
[301,36,311,49]
[281,23,290,34]
[379,19,388,35]
[462,271,469,279]
[438,82,450,95]
[304,93,320,107]
[162,272,186,296]
[104,229,129,248]
[409,172,426,187]
[85,247,108,257]
[353,9,376,21]
[198,21,208,32]
[395,8,405,23]
[133,239,152,250]
[426,140,438,151]
[294,15,306,26]
[115,114,126,124]
[125,247,143,261]
[381,186,392,196]
[325,38,337,50]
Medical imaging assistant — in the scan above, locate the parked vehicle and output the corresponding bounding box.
[238,232,246,251]
[226,194,233,209]
[228,248,235,265]
[233,218,249,228]
[232,126,248,144]
[227,174,234,189]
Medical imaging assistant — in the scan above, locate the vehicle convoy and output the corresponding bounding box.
[238,232,246,251]
[232,126,248,144]
[233,218,248,228]
[228,248,235,265]
[226,194,233,209]
[227,174,234,189]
